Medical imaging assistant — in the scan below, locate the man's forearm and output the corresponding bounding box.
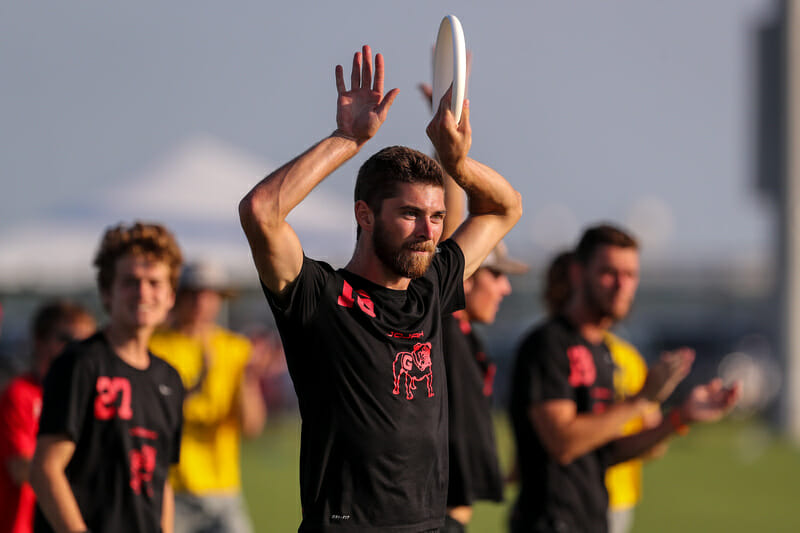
[240,133,361,230]
[30,467,87,533]
[162,480,174,533]
[606,415,676,466]
[451,157,522,221]
[532,398,653,465]
[239,375,267,438]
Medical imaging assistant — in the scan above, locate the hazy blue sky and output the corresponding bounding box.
[0,0,778,284]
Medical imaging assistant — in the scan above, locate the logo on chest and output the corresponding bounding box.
[566,345,597,387]
[337,280,376,317]
[392,342,434,400]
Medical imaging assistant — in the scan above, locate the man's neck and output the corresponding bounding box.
[563,302,614,345]
[345,247,412,291]
[103,323,152,370]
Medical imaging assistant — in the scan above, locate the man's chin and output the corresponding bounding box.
[396,253,433,279]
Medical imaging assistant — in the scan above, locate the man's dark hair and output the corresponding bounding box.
[574,224,638,265]
[354,146,444,238]
[31,300,93,342]
[543,251,574,316]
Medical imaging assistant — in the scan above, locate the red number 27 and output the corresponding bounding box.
[94,376,133,420]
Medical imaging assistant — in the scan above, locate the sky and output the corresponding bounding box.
[0,0,779,287]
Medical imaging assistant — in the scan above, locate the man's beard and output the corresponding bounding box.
[373,219,435,279]
[582,276,630,322]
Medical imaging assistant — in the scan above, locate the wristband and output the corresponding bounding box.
[669,409,690,436]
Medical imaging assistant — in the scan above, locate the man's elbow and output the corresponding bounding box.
[238,192,260,229]
[553,449,579,466]
[239,190,279,234]
[504,190,523,225]
[541,438,581,466]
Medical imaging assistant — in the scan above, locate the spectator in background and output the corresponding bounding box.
[543,250,663,533]
[149,261,267,533]
[442,242,527,532]
[0,301,95,533]
[242,325,292,414]
[30,222,185,533]
[509,224,740,533]
[428,104,528,529]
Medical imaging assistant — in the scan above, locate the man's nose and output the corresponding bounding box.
[416,218,436,241]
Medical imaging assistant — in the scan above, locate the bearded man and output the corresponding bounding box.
[238,45,522,532]
[508,224,740,533]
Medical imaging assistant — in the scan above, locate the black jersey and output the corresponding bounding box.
[441,314,503,507]
[263,239,465,532]
[509,316,616,533]
[34,333,184,533]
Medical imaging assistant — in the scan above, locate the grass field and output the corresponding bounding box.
[241,414,800,532]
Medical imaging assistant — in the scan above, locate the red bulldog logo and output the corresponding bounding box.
[392,342,434,400]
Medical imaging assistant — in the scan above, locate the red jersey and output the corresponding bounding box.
[0,373,41,533]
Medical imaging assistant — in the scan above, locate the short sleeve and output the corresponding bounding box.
[261,256,331,326]
[0,382,36,458]
[38,349,95,441]
[516,328,575,406]
[428,239,465,314]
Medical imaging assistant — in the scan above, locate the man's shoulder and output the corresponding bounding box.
[0,373,41,407]
[148,353,185,389]
[429,239,464,271]
[53,333,107,370]
[519,317,573,350]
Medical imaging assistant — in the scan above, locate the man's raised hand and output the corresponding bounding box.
[334,45,399,146]
[426,85,471,178]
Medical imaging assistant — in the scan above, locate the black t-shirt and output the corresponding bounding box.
[509,316,616,533]
[263,239,465,532]
[441,314,503,507]
[34,333,184,533]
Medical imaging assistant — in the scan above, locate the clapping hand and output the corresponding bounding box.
[638,348,695,403]
[681,378,741,424]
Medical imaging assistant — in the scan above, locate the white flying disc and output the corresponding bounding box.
[432,15,466,124]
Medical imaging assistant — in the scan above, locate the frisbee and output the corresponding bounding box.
[432,15,466,124]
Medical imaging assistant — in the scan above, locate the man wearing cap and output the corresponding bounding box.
[149,261,266,533]
[441,242,527,532]
[433,149,526,531]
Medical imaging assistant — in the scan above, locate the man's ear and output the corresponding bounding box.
[568,260,583,289]
[355,200,375,234]
[100,289,112,314]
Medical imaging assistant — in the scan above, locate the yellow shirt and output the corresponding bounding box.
[149,326,251,494]
[603,332,648,510]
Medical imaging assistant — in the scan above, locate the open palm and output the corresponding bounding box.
[683,378,741,423]
[335,45,399,144]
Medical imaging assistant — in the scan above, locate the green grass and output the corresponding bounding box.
[242,415,800,532]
